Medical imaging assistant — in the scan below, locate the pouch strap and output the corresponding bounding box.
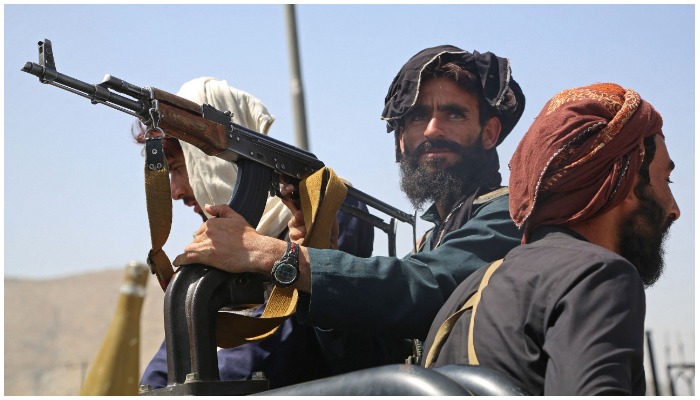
[422,258,504,368]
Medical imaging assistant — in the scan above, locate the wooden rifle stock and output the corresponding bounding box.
[157,102,228,156]
[152,88,235,156]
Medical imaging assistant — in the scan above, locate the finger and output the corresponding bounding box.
[205,203,236,218]
[194,221,208,236]
[279,183,296,196]
[173,252,198,267]
[289,227,306,244]
[289,209,305,227]
[280,196,301,214]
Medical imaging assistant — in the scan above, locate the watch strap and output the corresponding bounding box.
[271,242,300,287]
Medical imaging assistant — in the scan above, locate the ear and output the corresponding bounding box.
[481,117,502,150]
[614,173,642,221]
[398,127,406,154]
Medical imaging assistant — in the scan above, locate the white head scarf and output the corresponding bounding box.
[175,77,291,238]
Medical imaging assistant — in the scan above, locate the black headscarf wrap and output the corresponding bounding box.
[381,45,526,161]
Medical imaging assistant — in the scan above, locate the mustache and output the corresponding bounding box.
[182,196,197,206]
[413,139,463,156]
[663,217,675,234]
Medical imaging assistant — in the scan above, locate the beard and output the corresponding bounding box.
[617,184,674,287]
[399,137,488,210]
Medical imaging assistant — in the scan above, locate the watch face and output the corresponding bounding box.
[274,262,297,285]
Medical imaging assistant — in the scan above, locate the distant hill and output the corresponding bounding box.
[5,267,166,396]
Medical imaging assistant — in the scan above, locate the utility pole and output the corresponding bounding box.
[284,4,310,150]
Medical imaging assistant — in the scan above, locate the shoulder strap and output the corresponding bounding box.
[415,228,434,253]
[473,186,509,206]
[422,258,504,368]
[431,186,509,250]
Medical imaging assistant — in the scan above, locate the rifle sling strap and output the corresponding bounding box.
[422,258,504,368]
[144,138,175,290]
[215,167,348,347]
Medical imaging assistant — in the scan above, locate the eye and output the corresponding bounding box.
[448,107,464,118]
[169,164,184,175]
[407,111,427,122]
[666,177,674,184]
[442,105,468,120]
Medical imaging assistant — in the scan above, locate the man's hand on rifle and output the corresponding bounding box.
[172,203,313,292]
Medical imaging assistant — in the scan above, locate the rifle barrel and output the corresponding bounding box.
[22,61,147,117]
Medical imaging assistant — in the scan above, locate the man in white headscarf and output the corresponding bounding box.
[138,77,374,389]
[177,77,289,237]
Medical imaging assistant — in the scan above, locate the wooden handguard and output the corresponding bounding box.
[155,91,228,156]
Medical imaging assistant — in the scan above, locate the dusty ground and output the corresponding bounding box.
[5,266,166,396]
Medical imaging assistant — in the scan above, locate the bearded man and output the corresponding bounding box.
[173,45,526,371]
[422,83,680,395]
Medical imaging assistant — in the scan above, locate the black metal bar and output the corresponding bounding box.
[347,186,414,225]
[645,331,660,395]
[387,218,397,257]
[339,203,392,234]
[100,74,151,98]
[667,363,676,396]
[163,266,208,385]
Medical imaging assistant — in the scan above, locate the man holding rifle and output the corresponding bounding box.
[173,45,526,368]
[135,77,374,388]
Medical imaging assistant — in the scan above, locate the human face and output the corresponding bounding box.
[167,150,204,217]
[400,137,489,210]
[618,135,680,287]
[645,135,681,222]
[399,77,499,170]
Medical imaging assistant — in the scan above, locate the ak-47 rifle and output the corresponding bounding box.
[23,39,417,392]
[22,39,415,255]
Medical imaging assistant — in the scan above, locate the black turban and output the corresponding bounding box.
[381,45,525,150]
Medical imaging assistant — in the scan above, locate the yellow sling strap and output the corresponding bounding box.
[422,258,504,368]
[144,139,175,291]
[214,167,347,348]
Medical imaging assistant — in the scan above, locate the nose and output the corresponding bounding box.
[170,175,186,200]
[669,196,681,222]
[424,115,444,140]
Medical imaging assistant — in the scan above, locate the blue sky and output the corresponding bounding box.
[4,4,695,390]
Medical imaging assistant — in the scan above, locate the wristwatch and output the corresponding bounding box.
[271,242,300,287]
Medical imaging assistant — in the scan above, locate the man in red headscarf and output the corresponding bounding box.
[421,83,680,395]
